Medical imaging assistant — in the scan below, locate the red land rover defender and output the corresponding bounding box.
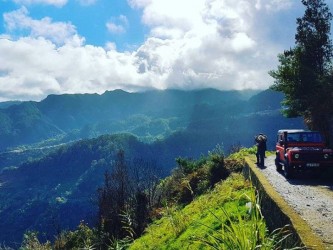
[275,129,333,178]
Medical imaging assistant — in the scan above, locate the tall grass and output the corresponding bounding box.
[129,174,302,250]
[192,186,303,250]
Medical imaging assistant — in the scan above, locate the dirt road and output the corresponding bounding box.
[259,156,333,249]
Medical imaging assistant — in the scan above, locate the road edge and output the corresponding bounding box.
[244,156,326,250]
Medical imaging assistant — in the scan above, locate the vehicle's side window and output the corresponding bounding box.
[288,136,295,142]
[287,133,300,142]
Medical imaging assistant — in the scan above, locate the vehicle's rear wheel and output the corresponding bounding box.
[284,162,294,179]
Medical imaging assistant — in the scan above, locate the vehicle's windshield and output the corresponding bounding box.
[287,132,323,143]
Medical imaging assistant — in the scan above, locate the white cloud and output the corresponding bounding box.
[106,22,126,34]
[106,15,129,34]
[0,37,144,100]
[128,0,151,9]
[0,0,322,101]
[4,7,81,45]
[231,32,256,52]
[255,0,293,11]
[13,0,67,7]
[139,0,204,38]
[129,0,278,90]
[119,15,129,26]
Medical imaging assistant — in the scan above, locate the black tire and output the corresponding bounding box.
[284,161,294,179]
[275,157,282,172]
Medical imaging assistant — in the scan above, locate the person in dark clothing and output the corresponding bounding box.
[255,133,267,167]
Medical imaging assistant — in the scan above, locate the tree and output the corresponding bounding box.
[270,0,333,145]
[97,150,161,244]
[97,150,131,240]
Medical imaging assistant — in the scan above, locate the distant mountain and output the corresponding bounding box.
[0,101,22,109]
[0,89,258,151]
[247,89,285,111]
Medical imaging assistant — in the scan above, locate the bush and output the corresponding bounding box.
[54,222,99,250]
[158,145,230,206]
[20,231,51,250]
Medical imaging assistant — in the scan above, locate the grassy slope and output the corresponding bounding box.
[129,174,255,250]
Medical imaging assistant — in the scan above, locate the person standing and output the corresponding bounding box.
[255,133,267,167]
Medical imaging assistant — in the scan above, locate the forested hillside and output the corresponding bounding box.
[0,89,304,171]
[0,134,157,245]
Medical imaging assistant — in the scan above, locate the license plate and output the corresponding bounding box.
[306,163,320,167]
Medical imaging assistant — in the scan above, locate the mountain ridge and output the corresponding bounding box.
[0,88,262,151]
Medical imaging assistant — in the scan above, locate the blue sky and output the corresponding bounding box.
[0,0,332,101]
[1,0,147,50]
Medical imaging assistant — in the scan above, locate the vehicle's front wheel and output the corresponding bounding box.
[284,161,294,179]
[275,156,282,172]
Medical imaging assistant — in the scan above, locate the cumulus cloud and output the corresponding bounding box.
[130,0,280,90]
[0,0,318,101]
[4,7,81,45]
[0,37,145,101]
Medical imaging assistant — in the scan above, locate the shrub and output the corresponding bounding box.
[54,221,98,250]
[158,145,237,206]
[20,231,52,250]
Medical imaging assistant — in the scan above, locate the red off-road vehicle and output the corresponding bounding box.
[275,129,333,178]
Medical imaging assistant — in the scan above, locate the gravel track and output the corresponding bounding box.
[260,156,333,249]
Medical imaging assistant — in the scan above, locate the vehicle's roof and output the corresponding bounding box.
[277,129,318,133]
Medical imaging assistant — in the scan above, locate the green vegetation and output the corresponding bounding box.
[0,133,156,246]
[130,174,255,250]
[129,147,296,249]
[2,146,299,250]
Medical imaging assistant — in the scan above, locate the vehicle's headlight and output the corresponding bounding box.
[294,153,299,159]
[324,154,329,159]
